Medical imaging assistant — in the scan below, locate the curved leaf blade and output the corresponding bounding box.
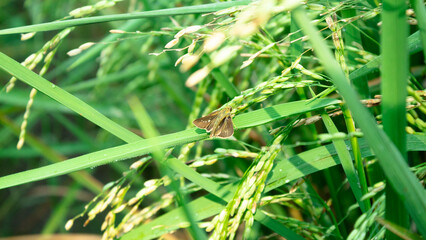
[0,98,339,190]
[0,1,251,35]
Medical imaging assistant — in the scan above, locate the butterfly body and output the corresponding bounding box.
[193,106,234,138]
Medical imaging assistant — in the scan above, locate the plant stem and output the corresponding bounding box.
[381,0,410,238]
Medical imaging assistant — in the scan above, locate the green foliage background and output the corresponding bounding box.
[0,0,425,239]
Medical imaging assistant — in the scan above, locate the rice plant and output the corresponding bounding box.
[0,0,425,239]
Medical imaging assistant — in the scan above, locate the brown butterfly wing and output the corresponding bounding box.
[193,110,219,131]
[205,119,217,132]
[214,116,234,138]
[209,117,224,137]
